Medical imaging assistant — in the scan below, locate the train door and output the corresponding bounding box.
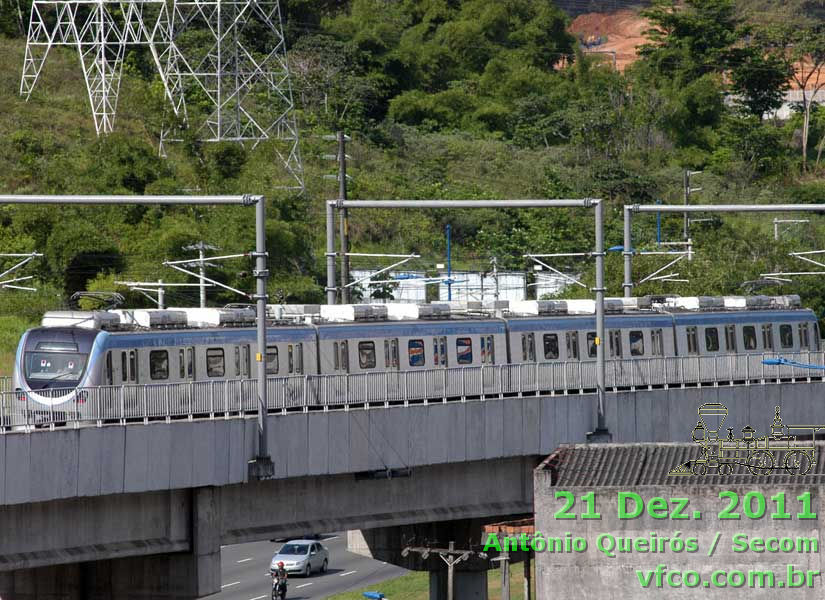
[430,336,448,397]
[480,334,497,394]
[383,338,402,399]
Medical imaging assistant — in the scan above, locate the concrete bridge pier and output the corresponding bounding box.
[429,570,489,600]
[0,487,221,600]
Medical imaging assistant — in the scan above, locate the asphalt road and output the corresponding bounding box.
[204,534,408,600]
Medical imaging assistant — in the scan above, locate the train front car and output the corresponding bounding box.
[12,311,111,424]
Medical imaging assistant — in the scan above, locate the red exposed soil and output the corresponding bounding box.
[568,9,650,71]
[567,9,825,88]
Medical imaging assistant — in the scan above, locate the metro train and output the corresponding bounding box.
[11,295,821,413]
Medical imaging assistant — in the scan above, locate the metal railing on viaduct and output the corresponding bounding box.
[2,351,823,430]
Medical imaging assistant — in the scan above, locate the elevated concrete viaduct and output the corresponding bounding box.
[1,381,824,598]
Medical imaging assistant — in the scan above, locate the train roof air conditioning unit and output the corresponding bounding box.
[173,307,256,327]
[113,309,188,329]
[320,304,389,322]
[41,310,121,330]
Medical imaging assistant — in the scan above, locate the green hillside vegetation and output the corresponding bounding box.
[0,0,824,373]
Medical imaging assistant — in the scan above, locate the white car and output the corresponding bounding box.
[270,540,329,577]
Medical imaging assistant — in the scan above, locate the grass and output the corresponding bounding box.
[0,315,31,377]
[327,561,535,600]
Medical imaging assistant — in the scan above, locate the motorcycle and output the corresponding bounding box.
[271,575,287,600]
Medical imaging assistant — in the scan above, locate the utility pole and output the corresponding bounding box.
[322,132,351,304]
[401,541,484,600]
[683,170,702,240]
[157,279,165,309]
[446,224,452,301]
[183,241,219,308]
[491,256,499,301]
[338,131,350,303]
[494,550,511,600]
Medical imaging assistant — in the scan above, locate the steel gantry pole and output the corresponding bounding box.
[250,194,274,479]
[623,205,633,298]
[0,194,273,479]
[335,198,608,440]
[624,204,825,294]
[593,199,607,440]
[326,200,337,305]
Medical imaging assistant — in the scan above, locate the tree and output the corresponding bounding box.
[756,21,825,171]
[728,44,791,119]
[638,0,740,86]
[0,0,27,37]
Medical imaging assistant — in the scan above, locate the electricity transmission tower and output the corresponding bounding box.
[20,0,304,191]
[20,0,181,135]
[159,0,304,190]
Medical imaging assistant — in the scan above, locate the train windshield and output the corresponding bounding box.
[24,351,88,385]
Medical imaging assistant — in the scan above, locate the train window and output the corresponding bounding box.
[651,329,664,356]
[566,332,580,360]
[129,350,137,382]
[761,324,774,351]
[629,331,644,356]
[409,339,425,367]
[340,341,349,371]
[686,327,698,355]
[799,323,811,350]
[121,352,127,381]
[149,350,169,380]
[439,337,447,366]
[456,337,473,364]
[179,349,185,379]
[358,342,376,369]
[586,332,597,358]
[743,326,757,350]
[609,330,622,358]
[780,324,794,349]
[544,334,559,360]
[266,346,279,374]
[725,325,737,353]
[704,328,719,352]
[234,346,241,377]
[521,333,535,362]
[206,348,225,377]
[105,352,113,385]
[288,345,294,373]
[333,342,339,370]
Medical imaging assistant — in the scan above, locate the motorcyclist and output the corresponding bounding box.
[272,562,288,599]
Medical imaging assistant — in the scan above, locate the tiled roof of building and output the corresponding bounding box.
[540,442,825,487]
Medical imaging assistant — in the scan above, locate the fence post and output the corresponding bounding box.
[499,364,504,398]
